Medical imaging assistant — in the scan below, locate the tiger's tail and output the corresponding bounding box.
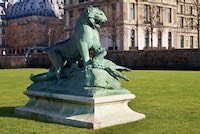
[25,46,49,62]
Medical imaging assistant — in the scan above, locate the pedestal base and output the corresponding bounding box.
[15,90,145,129]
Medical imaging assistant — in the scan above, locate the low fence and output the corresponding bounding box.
[0,49,200,70]
[0,53,50,69]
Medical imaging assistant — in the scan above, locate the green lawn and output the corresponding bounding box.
[0,69,200,134]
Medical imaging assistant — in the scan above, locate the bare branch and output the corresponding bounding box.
[100,9,124,50]
[183,0,200,48]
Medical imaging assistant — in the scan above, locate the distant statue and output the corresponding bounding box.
[26,6,131,93]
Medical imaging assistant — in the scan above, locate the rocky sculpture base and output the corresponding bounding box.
[14,90,145,129]
[27,68,130,97]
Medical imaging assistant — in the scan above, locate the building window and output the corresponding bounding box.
[45,10,49,16]
[2,29,5,34]
[79,0,84,3]
[145,30,149,48]
[39,2,43,8]
[112,3,116,10]
[180,5,183,14]
[158,31,162,48]
[180,17,184,28]
[167,8,172,23]
[17,49,20,54]
[37,9,41,15]
[131,29,135,47]
[180,35,184,48]
[79,0,88,3]
[2,22,6,27]
[130,3,135,20]
[2,39,5,46]
[157,7,163,24]
[190,36,193,48]
[168,32,172,48]
[144,5,149,22]
[189,6,193,15]
[189,18,193,29]
[21,49,24,54]
[30,3,33,9]
[1,49,6,55]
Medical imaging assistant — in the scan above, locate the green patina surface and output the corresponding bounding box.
[26,6,130,97]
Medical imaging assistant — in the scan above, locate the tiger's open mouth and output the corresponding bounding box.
[88,17,107,28]
[95,20,101,28]
[95,18,107,28]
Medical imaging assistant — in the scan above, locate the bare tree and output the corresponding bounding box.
[142,4,163,48]
[183,0,200,49]
[6,21,45,48]
[32,23,38,47]
[192,0,200,49]
[6,23,25,48]
[100,6,124,50]
[47,19,66,46]
[6,19,65,49]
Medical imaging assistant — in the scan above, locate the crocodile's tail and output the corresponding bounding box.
[25,46,49,62]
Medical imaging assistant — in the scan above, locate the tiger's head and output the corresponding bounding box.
[86,5,108,28]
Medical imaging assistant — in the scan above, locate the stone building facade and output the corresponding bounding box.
[64,0,199,50]
[0,0,17,55]
[176,0,199,49]
[0,0,16,47]
[6,16,65,53]
[0,0,65,55]
[0,6,6,47]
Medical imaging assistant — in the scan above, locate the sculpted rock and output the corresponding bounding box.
[28,68,131,97]
[92,58,130,81]
[30,58,130,83]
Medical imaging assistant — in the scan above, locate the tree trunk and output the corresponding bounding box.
[198,13,200,49]
[112,38,116,50]
[151,28,153,48]
[197,1,200,49]
[198,24,200,49]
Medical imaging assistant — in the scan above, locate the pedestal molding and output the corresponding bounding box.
[15,91,145,129]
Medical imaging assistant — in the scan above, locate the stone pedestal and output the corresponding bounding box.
[15,90,145,129]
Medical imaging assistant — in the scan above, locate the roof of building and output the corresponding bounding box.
[6,0,55,19]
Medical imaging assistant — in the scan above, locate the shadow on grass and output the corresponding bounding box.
[0,107,89,129]
[0,107,16,117]
[0,106,50,124]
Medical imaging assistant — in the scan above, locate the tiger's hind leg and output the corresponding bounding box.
[48,51,65,81]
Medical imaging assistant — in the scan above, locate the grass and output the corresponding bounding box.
[0,69,200,134]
